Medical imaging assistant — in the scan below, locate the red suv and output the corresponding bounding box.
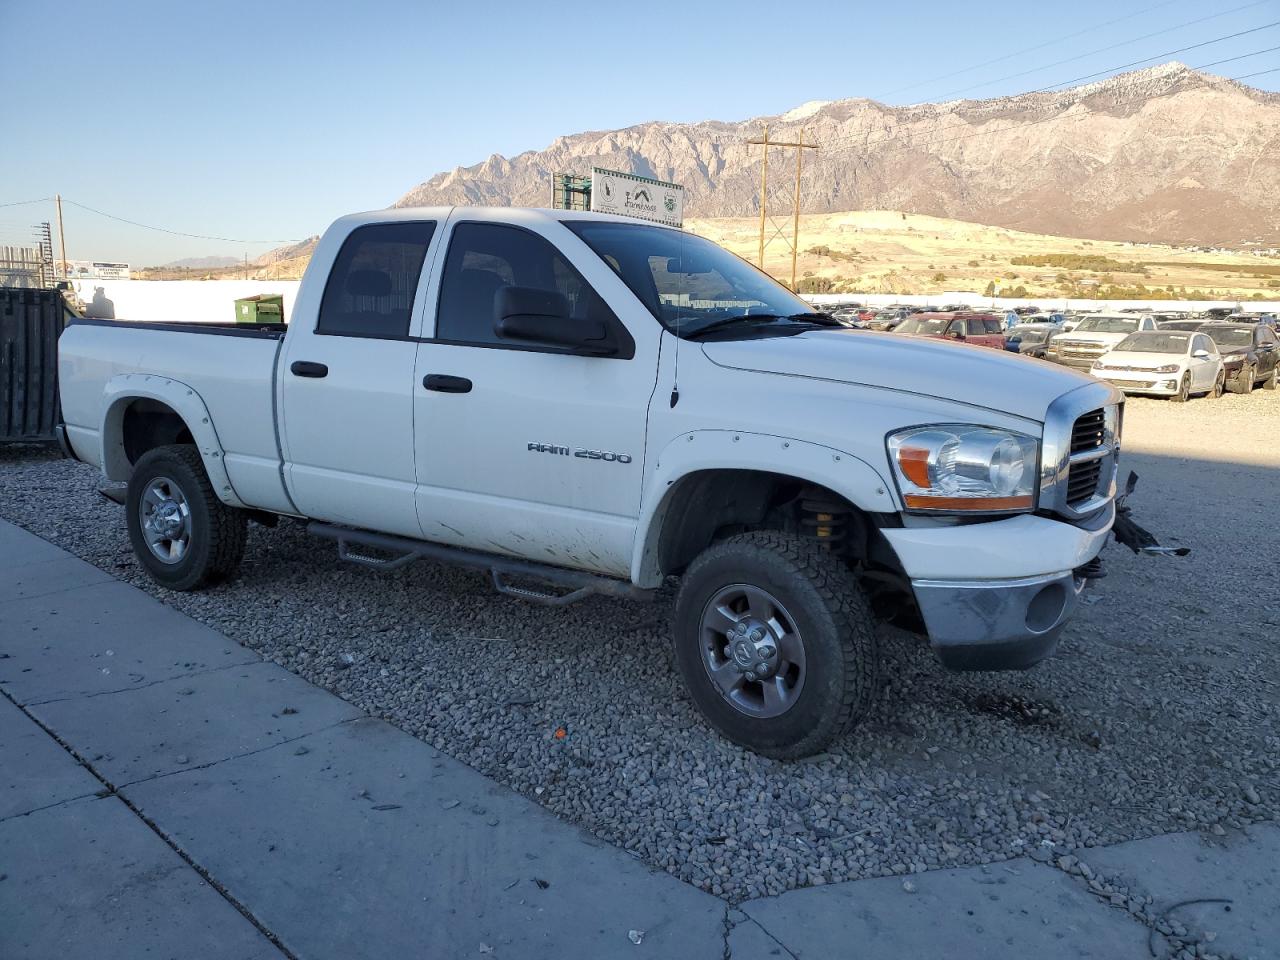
[894,312,1007,350]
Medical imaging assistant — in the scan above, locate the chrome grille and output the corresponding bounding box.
[1040,384,1124,521]
[1070,408,1106,454]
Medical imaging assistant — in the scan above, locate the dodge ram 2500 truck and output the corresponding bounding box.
[59,207,1131,759]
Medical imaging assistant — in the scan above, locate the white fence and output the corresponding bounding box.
[65,279,1280,326]
[70,279,302,324]
[803,292,1280,313]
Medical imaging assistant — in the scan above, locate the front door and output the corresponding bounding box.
[411,214,660,577]
[280,219,439,538]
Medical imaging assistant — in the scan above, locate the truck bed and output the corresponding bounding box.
[59,318,294,513]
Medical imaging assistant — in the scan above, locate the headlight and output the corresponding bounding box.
[886,425,1039,513]
[1154,364,1178,373]
[1092,361,1108,371]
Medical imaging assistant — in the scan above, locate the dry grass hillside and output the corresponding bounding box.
[687,210,1280,301]
[135,211,1279,301]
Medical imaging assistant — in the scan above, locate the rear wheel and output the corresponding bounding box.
[1171,372,1191,402]
[672,532,879,759]
[126,444,246,590]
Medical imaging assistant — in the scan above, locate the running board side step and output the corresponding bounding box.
[307,522,653,606]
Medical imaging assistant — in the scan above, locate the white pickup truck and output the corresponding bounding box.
[59,207,1135,758]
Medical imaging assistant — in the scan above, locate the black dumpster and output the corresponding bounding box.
[1,287,73,442]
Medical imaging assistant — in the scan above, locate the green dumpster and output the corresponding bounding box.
[234,294,285,325]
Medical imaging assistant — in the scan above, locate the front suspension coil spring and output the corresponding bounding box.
[799,497,851,551]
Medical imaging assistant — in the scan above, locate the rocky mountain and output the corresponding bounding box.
[394,63,1280,247]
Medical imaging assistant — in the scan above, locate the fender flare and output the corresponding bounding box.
[99,374,246,508]
[630,430,898,586]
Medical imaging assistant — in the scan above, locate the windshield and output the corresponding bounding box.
[897,317,949,335]
[1203,327,1253,348]
[1010,328,1048,343]
[1113,332,1190,354]
[563,221,812,337]
[1074,316,1140,334]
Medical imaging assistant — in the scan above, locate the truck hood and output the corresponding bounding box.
[700,329,1094,422]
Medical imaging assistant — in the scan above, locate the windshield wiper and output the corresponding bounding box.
[683,312,839,340]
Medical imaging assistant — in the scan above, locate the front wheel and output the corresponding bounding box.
[672,532,879,759]
[1172,372,1191,403]
[1263,366,1277,391]
[126,444,247,591]
[1234,363,1255,395]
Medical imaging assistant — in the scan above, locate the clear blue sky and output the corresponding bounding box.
[1,0,1276,265]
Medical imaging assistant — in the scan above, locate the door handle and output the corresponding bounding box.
[423,374,472,394]
[290,361,329,378]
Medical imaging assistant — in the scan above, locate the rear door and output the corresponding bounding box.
[409,212,661,576]
[279,219,441,538]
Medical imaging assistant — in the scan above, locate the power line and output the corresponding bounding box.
[60,199,302,245]
[869,0,1186,102]
[928,0,1275,101]
[0,198,52,209]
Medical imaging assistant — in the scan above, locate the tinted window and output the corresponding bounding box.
[435,222,619,348]
[1261,328,1278,345]
[317,221,435,338]
[1193,335,1214,354]
[981,317,1002,334]
[563,220,812,337]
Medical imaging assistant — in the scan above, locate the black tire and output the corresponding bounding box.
[126,444,247,591]
[1171,372,1191,402]
[1234,363,1254,395]
[1263,366,1277,391]
[672,531,879,759]
[1210,368,1225,399]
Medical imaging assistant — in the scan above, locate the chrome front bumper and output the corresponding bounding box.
[913,569,1090,671]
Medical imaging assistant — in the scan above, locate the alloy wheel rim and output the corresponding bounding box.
[140,476,192,564]
[699,583,806,718]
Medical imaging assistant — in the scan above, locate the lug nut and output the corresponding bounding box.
[750,628,764,642]
[745,671,756,681]
[760,645,775,659]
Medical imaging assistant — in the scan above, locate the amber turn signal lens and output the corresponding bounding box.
[903,494,1034,511]
[897,446,932,487]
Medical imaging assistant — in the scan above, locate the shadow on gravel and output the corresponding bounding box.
[1,428,1277,903]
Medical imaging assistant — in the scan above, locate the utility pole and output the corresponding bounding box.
[751,124,769,267]
[748,128,817,287]
[55,194,68,280]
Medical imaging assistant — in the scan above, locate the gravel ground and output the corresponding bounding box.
[2,390,1277,903]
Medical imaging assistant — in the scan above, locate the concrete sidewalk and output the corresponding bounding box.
[1,518,1275,959]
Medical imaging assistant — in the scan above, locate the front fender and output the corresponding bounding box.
[630,429,897,586]
[100,374,246,507]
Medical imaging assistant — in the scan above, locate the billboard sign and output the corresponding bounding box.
[62,260,131,280]
[590,167,683,228]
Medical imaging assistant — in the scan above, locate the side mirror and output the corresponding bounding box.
[949,330,965,340]
[494,286,614,355]
[1192,349,1210,359]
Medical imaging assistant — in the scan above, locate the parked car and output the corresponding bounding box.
[1155,319,1206,332]
[1004,323,1058,358]
[59,205,1143,759]
[1225,312,1279,332]
[1091,330,1224,401]
[1044,313,1161,370]
[1199,322,1279,394]
[865,308,909,331]
[894,312,1007,349]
